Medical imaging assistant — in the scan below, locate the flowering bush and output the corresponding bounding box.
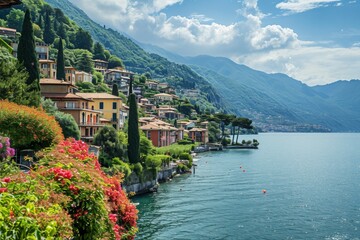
[0,138,138,239]
[0,136,15,160]
[0,101,64,151]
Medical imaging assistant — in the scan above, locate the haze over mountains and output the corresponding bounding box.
[46,0,360,132]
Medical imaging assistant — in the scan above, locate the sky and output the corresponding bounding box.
[68,0,360,86]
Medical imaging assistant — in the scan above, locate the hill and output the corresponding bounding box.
[141,44,360,132]
[44,0,224,112]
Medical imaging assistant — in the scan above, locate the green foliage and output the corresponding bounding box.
[74,28,93,51]
[43,10,55,44]
[0,47,30,106]
[17,9,41,107]
[75,81,96,93]
[108,55,124,69]
[178,103,194,117]
[40,97,58,115]
[110,157,132,178]
[6,9,24,31]
[132,162,143,178]
[140,134,154,158]
[93,125,124,167]
[127,94,140,164]
[74,49,93,73]
[156,143,196,159]
[54,111,80,140]
[93,42,106,60]
[56,38,65,80]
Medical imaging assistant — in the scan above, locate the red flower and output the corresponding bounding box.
[2,177,11,183]
[0,187,7,193]
[109,213,118,223]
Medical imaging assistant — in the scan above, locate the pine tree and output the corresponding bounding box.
[17,9,40,107]
[43,10,55,44]
[93,42,106,60]
[57,22,66,39]
[127,93,140,164]
[56,38,65,80]
[112,84,119,96]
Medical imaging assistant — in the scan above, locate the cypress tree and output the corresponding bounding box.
[17,9,40,107]
[43,11,55,44]
[112,84,119,96]
[93,42,106,60]
[127,93,140,164]
[56,38,65,80]
[129,75,133,95]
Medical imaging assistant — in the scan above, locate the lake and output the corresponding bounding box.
[134,133,360,239]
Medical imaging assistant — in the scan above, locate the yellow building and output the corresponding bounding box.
[76,93,123,130]
[39,59,57,79]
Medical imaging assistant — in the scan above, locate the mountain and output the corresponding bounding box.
[140,44,360,132]
[45,0,360,132]
[45,0,224,112]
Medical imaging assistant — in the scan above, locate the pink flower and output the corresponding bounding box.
[0,188,7,193]
[0,143,3,149]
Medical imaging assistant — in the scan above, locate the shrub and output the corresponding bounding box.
[179,152,193,168]
[0,138,138,239]
[0,101,64,151]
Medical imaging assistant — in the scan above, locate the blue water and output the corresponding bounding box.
[134,133,360,239]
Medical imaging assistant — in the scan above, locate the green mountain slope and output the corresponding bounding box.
[44,0,224,112]
[140,43,360,132]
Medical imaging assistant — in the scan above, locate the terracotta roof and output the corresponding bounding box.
[140,123,178,131]
[42,93,88,100]
[0,0,22,8]
[189,128,207,132]
[39,59,55,63]
[40,78,72,85]
[76,92,121,100]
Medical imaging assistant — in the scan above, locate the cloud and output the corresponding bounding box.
[276,0,341,13]
[237,46,360,85]
[68,0,359,85]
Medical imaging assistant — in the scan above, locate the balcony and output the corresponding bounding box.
[79,122,105,127]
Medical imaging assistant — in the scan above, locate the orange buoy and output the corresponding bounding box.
[262,189,267,194]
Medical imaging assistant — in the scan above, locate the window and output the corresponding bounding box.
[99,102,104,109]
[112,113,117,122]
[112,102,117,109]
[65,102,75,109]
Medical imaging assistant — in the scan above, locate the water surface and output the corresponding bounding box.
[134,133,360,239]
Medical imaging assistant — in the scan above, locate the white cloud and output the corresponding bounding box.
[68,0,359,85]
[276,0,341,13]
[237,46,360,85]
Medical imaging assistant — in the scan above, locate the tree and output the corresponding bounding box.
[0,47,29,106]
[6,9,24,31]
[93,125,124,167]
[43,10,55,44]
[234,117,253,144]
[93,42,106,60]
[57,22,66,40]
[128,75,133,95]
[56,38,65,80]
[54,111,81,140]
[75,50,93,73]
[17,9,41,107]
[74,28,93,51]
[108,55,124,69]
[127,93,140,164]
[112,84,119,96]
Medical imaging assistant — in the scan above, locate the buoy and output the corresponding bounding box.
[262,189,267,194]
[240,166,242,169]
[243,170,246,172]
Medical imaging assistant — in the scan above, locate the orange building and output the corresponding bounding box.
[40,78,104,142]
